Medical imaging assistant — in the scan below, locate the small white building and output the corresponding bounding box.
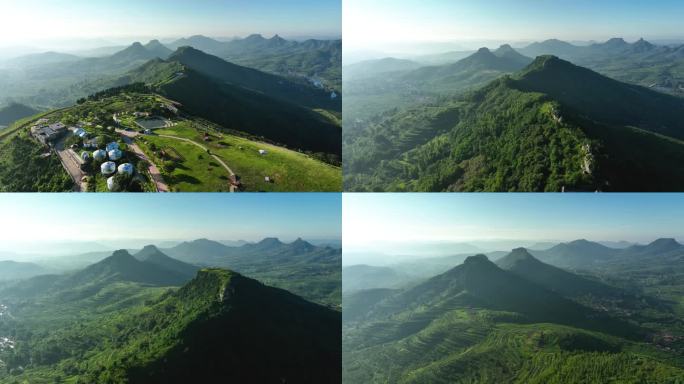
[101,161,116,175]
[108,149,123,161]
[117,163,134,175]
[93,149,107,162]
[259,149,268,155]
[106,142,120,152]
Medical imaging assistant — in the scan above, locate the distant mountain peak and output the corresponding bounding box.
[464,254,490,264]
[496,248,538,269]
[648,237,681,248]
[290,237,314,249]
[631,38,655,51]
[135,244,167,261]
[510,247,533,257]
[110,249,134,260]
[130,42,144,48]
[497,44,514,51]
[569,239,591,245]
[245,34,265,41]
[606,37,627,44]
[476,47,492,54]
[258,237,283,245]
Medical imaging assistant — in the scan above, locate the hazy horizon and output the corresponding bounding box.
[0,0,341,50]
[0,194,341,256]
[344,0,684,62]
[343,194,684,262]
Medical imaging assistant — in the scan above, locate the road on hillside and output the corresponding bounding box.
[54,138,84,192]
[118,130,169,192]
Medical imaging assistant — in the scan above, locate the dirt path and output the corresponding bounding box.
[118,130,169,192]
[156,134,237,192]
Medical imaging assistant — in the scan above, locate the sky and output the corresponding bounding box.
[345,0,684,55]
[0,193,341,252]
[344,193,684,253]
[0,0,341,48]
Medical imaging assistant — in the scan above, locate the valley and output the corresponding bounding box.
[343,38,684,192]
[343,239,684,383]
[0,35,342,192]
[0,238,342,383]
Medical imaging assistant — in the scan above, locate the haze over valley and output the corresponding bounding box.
[343,0,684,192]
[343,193,684,383]
[0,193,342,383]
[0,0,342,192]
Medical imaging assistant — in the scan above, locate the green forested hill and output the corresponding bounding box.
[343,254,684,383]
[0,103,39,126]
[345,56,684,191]
[343,46,531,123]
[124,50,341,156]
[163,238,342,306]
[0,255,341,383]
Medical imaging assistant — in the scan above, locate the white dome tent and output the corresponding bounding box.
[101,161,116,175]
[81,152,90,161]
[106,142,119,152]
[118,163,134,175]
[93,149,107,161]
[108,149,123,161]
[106,176,118,191]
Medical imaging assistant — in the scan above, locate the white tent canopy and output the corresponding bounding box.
[93,149,107,161]
[108,149,123,161]
[118,163,134,175]
[106,142,120,152]
[101,161,116,175]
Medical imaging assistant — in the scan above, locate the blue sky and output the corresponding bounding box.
[0,193,341,244]
[345,0,684,52]
[0,0,341,47]
[344,193,684,247]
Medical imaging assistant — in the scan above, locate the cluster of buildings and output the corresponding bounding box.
[86,142,135,191]
[30,120,67,145]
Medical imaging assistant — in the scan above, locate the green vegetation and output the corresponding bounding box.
[0,134,72,192]
[0,103,39,126]
[163,238,342,307]
[150,122,341,191]
[345,54,684,191]
[0,249,341,383]
[129,48,341,157]
[0,88,341,192]
[343,251,684,383]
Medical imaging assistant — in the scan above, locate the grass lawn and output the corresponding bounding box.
[154,121,341,192]
[138,135,231,192]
